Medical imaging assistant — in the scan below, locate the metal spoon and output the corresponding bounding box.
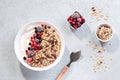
[56,50,81,80]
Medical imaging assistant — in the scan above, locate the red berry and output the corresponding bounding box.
[67,16,71,21]
[68,19,72,23]
[77,18,82,22]
[35,50,39,53]
[73,25,78,29]
[27,58,33,62]
[67,18,70,21]
[72,21,75,25]
[81,18,85,23]
[33,33,37,38]
[25,50,28,55]
[41,24,44,27]
[31,43,34,48]
[30,37,34,43]
[39,32,43,36]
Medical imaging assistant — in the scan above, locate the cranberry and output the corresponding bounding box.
[33,33,37,38]
[77,18,82,22]
[38,46,42,50]
[67,16,72,21]
[35,50,39,53]
[27,58,33,62]
[25,50,28,55]
[30,37,34,43]
[81,18,85,23]
[41,24,44,27]
[73,24,78,29]
[39,32,43,36]
[72,21,75,25]
[35,30,38,33]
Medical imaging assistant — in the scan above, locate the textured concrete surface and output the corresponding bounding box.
[0,0,120,80]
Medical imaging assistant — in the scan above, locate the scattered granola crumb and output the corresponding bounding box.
[91,53,111,72]
[96,50,102,53]
[90,7,109,21]
[110,57,112,61]
[86,40,106,53]
[89,41,91,43]
[104,16,109,20]
[91,0,95,3]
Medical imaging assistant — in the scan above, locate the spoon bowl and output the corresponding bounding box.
[56,50,81,80]
[70,50,81,62]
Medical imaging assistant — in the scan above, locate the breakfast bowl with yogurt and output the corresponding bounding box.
[14,22,65,71]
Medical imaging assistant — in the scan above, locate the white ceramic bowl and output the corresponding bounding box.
[14,22,65,71]
[95,23,113,42]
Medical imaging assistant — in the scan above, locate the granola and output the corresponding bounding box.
[96,24,112,41]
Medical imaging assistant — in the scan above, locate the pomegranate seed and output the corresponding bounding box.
[30,37,33,39]
[31,43,34,48]
[39,33,43,36]
[35,50,39,53]
[33,33,37,38]
[27,58,33,62]
[30,38,34,43]
[33,43,38,48]
[25,50,28,55]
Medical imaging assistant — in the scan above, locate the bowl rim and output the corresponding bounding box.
[95,23,113,42]
[14,21,65,71]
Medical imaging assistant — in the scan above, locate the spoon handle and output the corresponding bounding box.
[56,66,68,80]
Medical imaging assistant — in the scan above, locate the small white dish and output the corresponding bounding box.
[14,22,65,71]
[95,23,113,42]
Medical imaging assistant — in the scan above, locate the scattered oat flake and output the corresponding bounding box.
[104,16,109,20]
[90,7,109,21]
[110,57,112,61]
[91,53,110,72]
[96,50,102,53]
[86,40,106,53]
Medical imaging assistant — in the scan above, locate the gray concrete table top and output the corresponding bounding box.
[0,0,120,80]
